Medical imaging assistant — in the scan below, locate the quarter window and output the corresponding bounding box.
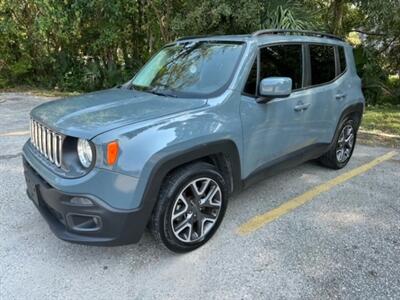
[243,58,258,96]
[259,44,303,90]
[309,45,336,85]
[338,46,347,74]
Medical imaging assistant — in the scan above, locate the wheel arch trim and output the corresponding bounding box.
[331,102,364,146]
[130,139,242,240]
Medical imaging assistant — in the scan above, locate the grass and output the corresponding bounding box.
[361,105,400,136]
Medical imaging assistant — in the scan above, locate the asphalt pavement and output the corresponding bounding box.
[0,92,399,299]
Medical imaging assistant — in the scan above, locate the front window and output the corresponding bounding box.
[130,41,245,98]
[259,44,303,90]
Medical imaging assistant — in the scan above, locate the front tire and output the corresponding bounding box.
[150,162,228,253]
[320,118,357,169]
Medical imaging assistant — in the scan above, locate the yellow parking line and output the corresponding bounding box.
[0,130,30,137]
[237,151,398,236]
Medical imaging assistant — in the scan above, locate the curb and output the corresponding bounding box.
[358,129,400,148]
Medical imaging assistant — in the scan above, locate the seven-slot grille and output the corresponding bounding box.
[30,119,64,167]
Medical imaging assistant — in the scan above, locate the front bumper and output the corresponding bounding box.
[23,158,146,246]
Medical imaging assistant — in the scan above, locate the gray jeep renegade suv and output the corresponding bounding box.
[23,30,365,252]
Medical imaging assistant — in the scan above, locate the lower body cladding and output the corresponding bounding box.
[23,158,148,246]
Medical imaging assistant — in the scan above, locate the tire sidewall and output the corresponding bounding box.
[158,166,228,252]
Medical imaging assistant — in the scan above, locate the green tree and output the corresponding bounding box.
[0,0,399,103]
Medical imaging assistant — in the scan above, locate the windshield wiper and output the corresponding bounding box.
[129,83,177,98]
[147,88,177,98]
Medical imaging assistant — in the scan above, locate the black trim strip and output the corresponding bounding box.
[334,46,340,76]
[303,44,311,87]
[243,143,330,188]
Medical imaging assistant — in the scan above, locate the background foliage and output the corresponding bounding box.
[0,0,399,105]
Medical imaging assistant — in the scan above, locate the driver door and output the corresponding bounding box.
[240,43,311,178]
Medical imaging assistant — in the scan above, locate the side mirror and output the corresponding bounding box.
[257,77,292,103]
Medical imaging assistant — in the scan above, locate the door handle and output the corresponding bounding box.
[336,93,346,100]
[294,103,310,112]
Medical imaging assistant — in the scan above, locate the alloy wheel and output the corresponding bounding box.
[171,177,222,243]
[336,124,355,163]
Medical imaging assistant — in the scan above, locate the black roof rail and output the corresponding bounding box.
[252,29,344,41]
[176,34,220,41]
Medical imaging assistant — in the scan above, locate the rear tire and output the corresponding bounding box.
[319,118,357,169]
[150,162,228,253]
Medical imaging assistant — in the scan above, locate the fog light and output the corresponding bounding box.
[67,214,102,231]
[69,197,93,206]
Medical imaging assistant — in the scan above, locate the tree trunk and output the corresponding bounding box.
[330,0,346,36]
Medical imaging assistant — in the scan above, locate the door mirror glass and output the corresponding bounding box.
[258,77,292,102]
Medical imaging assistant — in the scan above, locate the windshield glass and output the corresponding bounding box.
[130,42,244,98]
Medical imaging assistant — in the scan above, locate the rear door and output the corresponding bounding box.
[301,44,342,145]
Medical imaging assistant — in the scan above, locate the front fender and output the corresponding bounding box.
[92,96,243,210]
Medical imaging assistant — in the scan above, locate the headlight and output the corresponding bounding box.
[77,139,93,168]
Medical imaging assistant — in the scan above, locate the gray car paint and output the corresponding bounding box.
[24,34,364,211]
[30,88,207,139]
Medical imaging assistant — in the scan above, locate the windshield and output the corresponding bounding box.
[130,41,245,98]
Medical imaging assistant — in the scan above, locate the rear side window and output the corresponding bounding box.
[259,44,303,90]
[243,58,258,96]
[309,45,336,85]
[338,46,347,74]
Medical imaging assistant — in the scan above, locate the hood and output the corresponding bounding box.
[31,88,207,139]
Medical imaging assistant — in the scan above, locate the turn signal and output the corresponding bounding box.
[106,141,119,165]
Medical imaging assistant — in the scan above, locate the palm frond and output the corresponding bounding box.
[260,1,318,30]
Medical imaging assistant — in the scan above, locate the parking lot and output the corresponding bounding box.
[0,92,399,299]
